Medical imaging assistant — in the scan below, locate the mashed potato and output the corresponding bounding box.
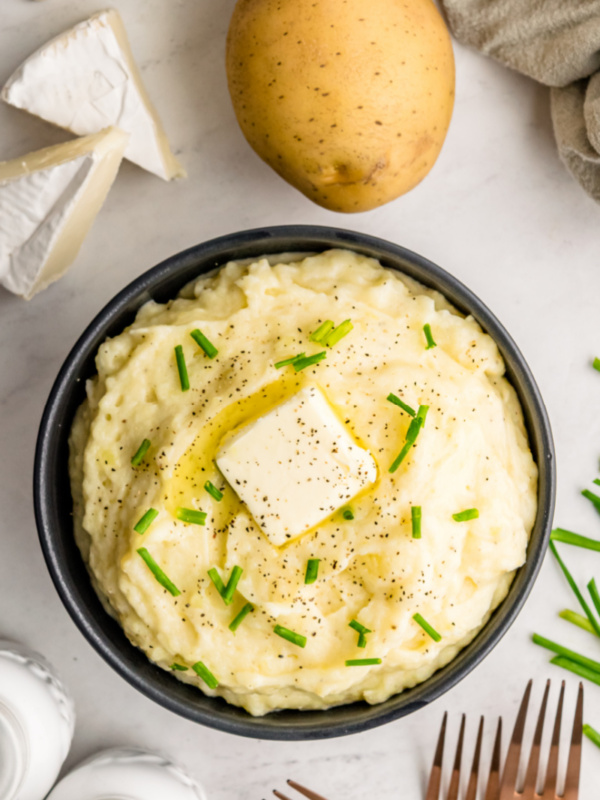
[69,249,537,715]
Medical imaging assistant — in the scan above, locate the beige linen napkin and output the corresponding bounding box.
[440,0,600,202]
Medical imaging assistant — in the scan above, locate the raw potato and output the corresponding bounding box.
[226,0,455,212]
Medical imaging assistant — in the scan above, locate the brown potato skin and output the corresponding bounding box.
[226,0,455,213]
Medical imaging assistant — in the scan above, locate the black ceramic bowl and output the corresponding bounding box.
[34,225,555,740]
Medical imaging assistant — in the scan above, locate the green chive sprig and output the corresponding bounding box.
[171,663,188,671]
[137,547,181,596]
[551,528,600,552]
[174,345,190,391]
[131,438,151,466]
[324,319,353,347]
[349,619,371,648]
[134,508,158,534]
[560,609,598,636]
[550,542,600,637]
[222,566,243,605]
[411,506,422,539]
[582,488,600,513]
[304,558,320,584]
[584,724,600,749]
[204,481,223,501]
[342,507,354,521]
[175,507,207,525]
[413,613,441,642]
[593,357,600,373]
[423,324,437,349]
[452,508,479,523]
[387,392,416,417]
[229,602,254,632]
[274,625,307,648]
[389,405,429,473]
[550,655,600,688]
[532,633,600,675]
[346,658,381,666]
[293,352,327,372]
[190,329,218,359]
[208,567,226,596]
[310,320,334,343]
[192,661,219,689]
[275,352,305,369]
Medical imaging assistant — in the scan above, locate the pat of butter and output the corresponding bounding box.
[216,386,377,545]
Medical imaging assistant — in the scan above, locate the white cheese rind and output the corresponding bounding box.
[216,386,378,545]
[0,127,128,299]
[1,9,185,181]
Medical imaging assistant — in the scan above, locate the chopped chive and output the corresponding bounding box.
[137,547,181,596]
[274,625,307,648]
[387,392,416,417]
[310,320,334,343]
[175,507,206,525]
[550,542,600,637]
[593,357,600,373]
[423,323,437,349]
[582,489,600,513]
[190,328,218,359]
[174,345,190,391]
[583,724,600,749]
[204,481,223,502]
[357,633,367,648]
[594,478,600,487]
[293,351,327,372]
[349,619,371,635]
[389,404,428,473]
[131,438,151,466]
[208,567,226,596]
[342,507,354,521]
[304,558,320,584]
[345,658,381,666]
[192,661,219,689]
[275,352,305,369]
[589,579,600,620]
[413,613,442,642]
[411,506,422,539]
[550,655,600,688]
[323,319,353,347]
[559,609,598,636]
[532,633,600,675]
[222,566,243,605]
[229,602,254,632]
[551,528,600,552]
[134,508,158,534]
[170,663,188,671]
[452,508,479,522]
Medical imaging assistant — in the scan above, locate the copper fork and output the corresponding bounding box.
[426,713,503,800]
[499,680,583,800]
[272,780,328,800]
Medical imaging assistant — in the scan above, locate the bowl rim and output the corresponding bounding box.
[34,224,555,740]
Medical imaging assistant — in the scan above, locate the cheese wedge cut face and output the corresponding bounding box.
[0,127,128,299]
[2,10,185,181]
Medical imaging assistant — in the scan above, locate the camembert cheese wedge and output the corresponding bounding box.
[0,127,129,299]
[1,9,185,181]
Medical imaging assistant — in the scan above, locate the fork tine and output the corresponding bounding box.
[426,712,447,800]
[539,680,564,798]
[484,718,502,800]
[500,680,532,800]
[273,792,294,800]
[286,780,330,800]
[522,680,551,798]
[446,714,466,800]
[563,683,583,800]
[465,716,484,800]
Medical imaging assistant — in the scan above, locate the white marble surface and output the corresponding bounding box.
[1,0,600,796]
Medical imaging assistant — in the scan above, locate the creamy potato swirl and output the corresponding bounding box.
[69,250,537,715]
